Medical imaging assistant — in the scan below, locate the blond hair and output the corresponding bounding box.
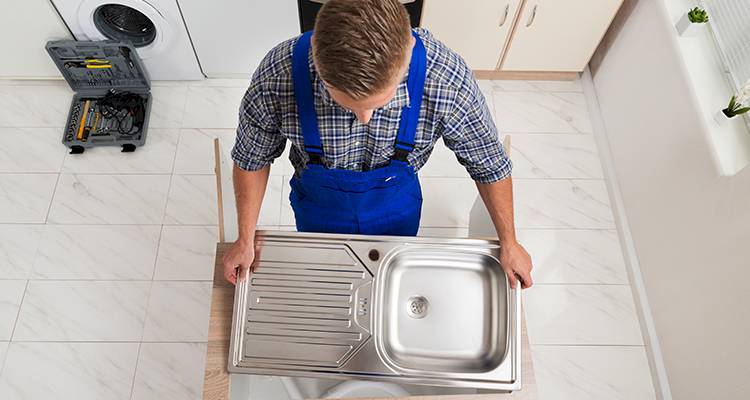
[312,0,411,99]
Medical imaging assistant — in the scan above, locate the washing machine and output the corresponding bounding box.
[51,0,204,80]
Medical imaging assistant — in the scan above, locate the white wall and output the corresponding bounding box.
[0,0,72,78]
[590,0,750,399]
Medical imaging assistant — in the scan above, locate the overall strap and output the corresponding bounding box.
[291,31,324,163]
[393,31,427,162]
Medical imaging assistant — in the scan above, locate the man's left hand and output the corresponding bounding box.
[500,241,533,289]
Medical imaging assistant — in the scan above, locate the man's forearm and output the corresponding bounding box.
[476,177,517,244]
[233,164,270,243]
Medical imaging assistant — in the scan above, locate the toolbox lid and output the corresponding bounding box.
[46,40,150,91]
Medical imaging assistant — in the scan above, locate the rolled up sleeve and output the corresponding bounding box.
[440,77,512,184]
[231,77,286,172]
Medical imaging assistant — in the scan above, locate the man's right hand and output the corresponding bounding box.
[223,239,255,285]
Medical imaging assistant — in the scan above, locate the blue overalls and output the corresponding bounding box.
[289,31,427,236]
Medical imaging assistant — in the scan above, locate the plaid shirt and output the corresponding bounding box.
[232,28,511,184]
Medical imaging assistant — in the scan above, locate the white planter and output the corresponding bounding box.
[714,109,733,125]
[675,14,704,36]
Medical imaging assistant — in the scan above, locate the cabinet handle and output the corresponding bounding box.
[498,4,510,27]
[526,4,538,27]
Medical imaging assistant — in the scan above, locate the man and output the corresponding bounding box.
[224,0,533,289]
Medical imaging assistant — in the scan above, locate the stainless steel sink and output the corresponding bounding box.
[228,231,521,391]
[375,248,507,374]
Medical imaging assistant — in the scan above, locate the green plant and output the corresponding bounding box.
[687,7,709,23]
[723,96,750,118]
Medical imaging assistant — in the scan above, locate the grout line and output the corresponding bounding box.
[128,341,143,400]
[0,340,9,377]
[39,172,61,225]
[150,225,166,280]
[8,280,31,343]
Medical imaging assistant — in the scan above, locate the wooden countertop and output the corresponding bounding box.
[203,243,537,400]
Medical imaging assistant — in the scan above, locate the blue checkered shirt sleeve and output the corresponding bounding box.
[441,72,512,184]
[231,56,287,172]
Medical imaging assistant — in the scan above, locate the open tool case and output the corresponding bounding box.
[46,40,151,154]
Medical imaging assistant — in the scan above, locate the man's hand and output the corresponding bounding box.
[223,239,255,285]
[500,241,533,289]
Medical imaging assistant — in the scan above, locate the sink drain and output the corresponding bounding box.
[406,295,429,319]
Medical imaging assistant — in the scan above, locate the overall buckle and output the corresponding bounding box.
[308,152,324,165]
[392,148,410,162]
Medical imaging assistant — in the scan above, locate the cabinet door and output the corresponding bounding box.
[421,0,523,70]
[501,0,622,71]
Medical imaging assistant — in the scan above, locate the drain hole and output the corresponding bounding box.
[406,295,428,319]
[368,249,380,261]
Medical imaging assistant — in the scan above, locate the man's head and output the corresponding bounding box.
[312,0,413,123]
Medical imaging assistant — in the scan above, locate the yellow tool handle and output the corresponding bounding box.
[86,64,112,69]
[85,59,111,64]
[77,100,90,140]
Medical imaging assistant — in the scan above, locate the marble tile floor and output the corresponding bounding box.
[0,77,656,400]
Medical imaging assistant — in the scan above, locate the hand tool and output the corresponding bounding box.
[76,100,90,140]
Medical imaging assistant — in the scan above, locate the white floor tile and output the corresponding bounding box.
[32,225,161,280]
[0,173,57,223]
[532,345,656,400]
[49,174,170,224]
[418,139,470,178]
[0,341,7,372]
[488,80,538,91]
[417,227,470,238]
[164,175,218,225]
[154,225,218,280]
[186,78,250,88]
[149,85,188,128]
[524,285,643,345]
[0,225,44,279]
[0,128,66,173]
[13,280,150,341]
[0,85,71,127]
[494,91,592,133]
[142,281,211,342]
[182,86,247,129]
[132,342,207,400]
[514,179,615,229]
[517,229,628,284]
[62,128,179,174]
[527,79,584,92]
[0,280,26,340]
[0,342,138,400]
[420,177,478,227]
[174,128,237,174]
[510,134,604,179]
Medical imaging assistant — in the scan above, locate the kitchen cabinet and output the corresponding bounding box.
[179,0,300,78]
[0,0,72,78]
[421,0,522,70]
[500,0,623,71]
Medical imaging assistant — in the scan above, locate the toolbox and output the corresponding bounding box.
[46,40,151,154]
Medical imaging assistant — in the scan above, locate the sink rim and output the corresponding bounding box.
[372,244,511,377]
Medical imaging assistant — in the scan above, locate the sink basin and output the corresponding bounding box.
[375,248,507,374]
[228,231,521,391]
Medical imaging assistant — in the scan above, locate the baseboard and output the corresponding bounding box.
[581,67,673,400]
[472,70,578,81]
